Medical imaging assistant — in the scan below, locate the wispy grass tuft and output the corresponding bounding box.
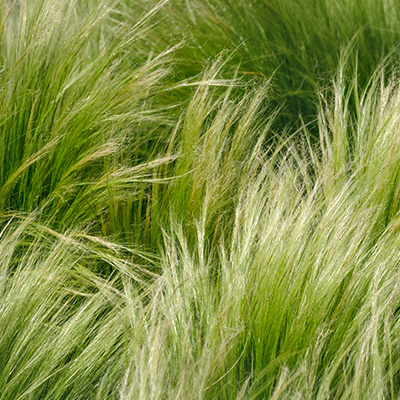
[3,0,400,399]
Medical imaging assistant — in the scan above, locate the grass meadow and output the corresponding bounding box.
[2,0,400,398]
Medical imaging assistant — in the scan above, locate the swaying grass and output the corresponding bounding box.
[3,0,400,398]
[123,0,400,128]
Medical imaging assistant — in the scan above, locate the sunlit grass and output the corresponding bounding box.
[2,0,400,399]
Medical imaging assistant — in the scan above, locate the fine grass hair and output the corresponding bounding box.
[2,0,400,399]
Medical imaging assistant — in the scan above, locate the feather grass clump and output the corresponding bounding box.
[3,0,400,399]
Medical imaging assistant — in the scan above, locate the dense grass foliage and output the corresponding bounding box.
[125,0,400,129]
[2,0,400,398]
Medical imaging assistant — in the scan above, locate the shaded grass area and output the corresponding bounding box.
[127,0,400,130]
[2,0,400,398]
